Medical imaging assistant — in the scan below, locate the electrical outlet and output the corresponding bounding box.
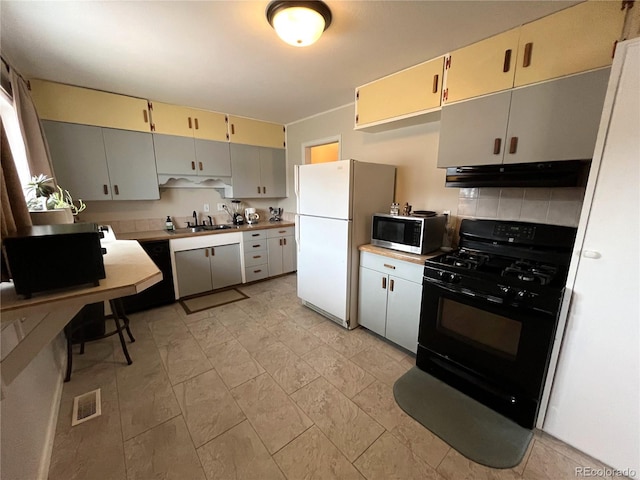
[203,204,210,213]
[217,203,225,211]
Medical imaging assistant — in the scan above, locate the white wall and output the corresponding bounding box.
[284,104,460,216]
[1,334,66,480]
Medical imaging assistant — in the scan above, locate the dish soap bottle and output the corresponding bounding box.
[165,216,174,231]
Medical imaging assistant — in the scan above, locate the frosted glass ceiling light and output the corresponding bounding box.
[266,1,332,47]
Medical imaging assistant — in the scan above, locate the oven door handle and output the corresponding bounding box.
[424,278,503,304]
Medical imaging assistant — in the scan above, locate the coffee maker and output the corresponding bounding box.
[245,208,260,225]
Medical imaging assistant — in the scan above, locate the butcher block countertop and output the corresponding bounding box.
[358,244,444,265]
[0,240,161,387]
[118,221,295,242]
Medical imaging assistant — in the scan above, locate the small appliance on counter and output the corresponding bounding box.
[371,213,446,255]
[230,199,244,225]
[269,207,283,222]
[245,208,260,224]
[3,223,106,298]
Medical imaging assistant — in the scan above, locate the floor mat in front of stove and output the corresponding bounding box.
[393,367,533,469]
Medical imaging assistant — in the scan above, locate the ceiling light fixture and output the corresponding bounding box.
[266,1,332,47]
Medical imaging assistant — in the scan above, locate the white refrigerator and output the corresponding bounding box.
[295,159,396,329]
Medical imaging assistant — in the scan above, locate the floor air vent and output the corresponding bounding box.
[71,388,102,426]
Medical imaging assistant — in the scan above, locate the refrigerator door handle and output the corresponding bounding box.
[294,164,300,197]
[295,215,301,252]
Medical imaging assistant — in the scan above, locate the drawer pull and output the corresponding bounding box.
[253,244,261,248]
[382,277,387,289]
[253,255,261,259]
[503,49,512,73]
[279,230,286,233]
[383,263,396,270]
[252,233,260,237]
[523,42,533,68]
[432,74,439,93]
[509,136,518,154]
[390,279,395,292]
[254,269,262,273]
[493,138,502,155]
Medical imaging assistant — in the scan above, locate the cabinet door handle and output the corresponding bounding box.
[211,247,215,256]
[382,277,387,289]
[283,238,286,245]
[205,249,209,257]
[231,124,235,135]
[279,238,283,246]
[199,162,203,171]
[194,118,199,130]
[383,263,396,270]
[114,185,119,195]
[263,186,266,194]
[503,49,512,73]
[257,186,261,194]
[143,110,149,123]
[509,137,518,154]
[103,184,109,195]
[523,42,533,68]
[390,279,395,292]
[191,161,196,170]
[188,117,193,129]
[432,74,439,93]
[493,138,502,155]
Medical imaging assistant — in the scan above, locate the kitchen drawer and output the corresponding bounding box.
[245,265,269,282]
[244,240,267,252]
[266,226,294,238]
[244,251,268,267]
[243,230,266,242]
[360,251,423,284]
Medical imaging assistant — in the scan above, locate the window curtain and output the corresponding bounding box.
[1,118,32,282]
[10,70,55,180]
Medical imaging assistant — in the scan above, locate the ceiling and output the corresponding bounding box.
[0,1,578,125]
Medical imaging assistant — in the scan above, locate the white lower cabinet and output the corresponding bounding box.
[175,244,241,297]
[242,230,269,282]
[266,226,296,276]
[358,251,423,353]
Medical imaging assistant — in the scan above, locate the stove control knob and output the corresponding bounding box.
[516,290,533,299]
[448,273,461,284]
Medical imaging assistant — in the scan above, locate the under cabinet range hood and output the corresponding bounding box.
[445,160,591,188]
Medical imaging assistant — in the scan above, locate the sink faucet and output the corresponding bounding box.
[192,210,198,226]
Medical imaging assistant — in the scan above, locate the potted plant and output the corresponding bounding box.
[25,174,86,224]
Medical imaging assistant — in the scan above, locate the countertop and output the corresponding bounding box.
[358,244,445,265]
[117,221,296,242]
[0,240,162,386]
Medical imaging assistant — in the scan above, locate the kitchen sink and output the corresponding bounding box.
[202,224,236,230]
[167,224,237,235]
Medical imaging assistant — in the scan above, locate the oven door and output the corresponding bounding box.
[417,277,559,427]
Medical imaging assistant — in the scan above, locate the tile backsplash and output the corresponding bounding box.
[458,187,585,227]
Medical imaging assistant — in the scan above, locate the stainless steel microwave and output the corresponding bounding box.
[371,213,446,255]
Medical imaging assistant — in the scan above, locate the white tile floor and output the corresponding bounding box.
[49,273,614,480]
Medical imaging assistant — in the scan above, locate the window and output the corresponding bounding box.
[0,85,31,187]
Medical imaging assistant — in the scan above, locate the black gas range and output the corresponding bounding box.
[417,219,577,428]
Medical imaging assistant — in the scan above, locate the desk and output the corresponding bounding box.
[0,240,161,387]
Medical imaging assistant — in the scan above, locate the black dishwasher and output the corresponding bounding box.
[121,239,175,313]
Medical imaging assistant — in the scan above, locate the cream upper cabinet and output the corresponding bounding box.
[443,28,520,104]
[150,101,227,142]
[30,80,151,132]
[355,56,444,127]
[227,115,285,149]
[514,1,625,87]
